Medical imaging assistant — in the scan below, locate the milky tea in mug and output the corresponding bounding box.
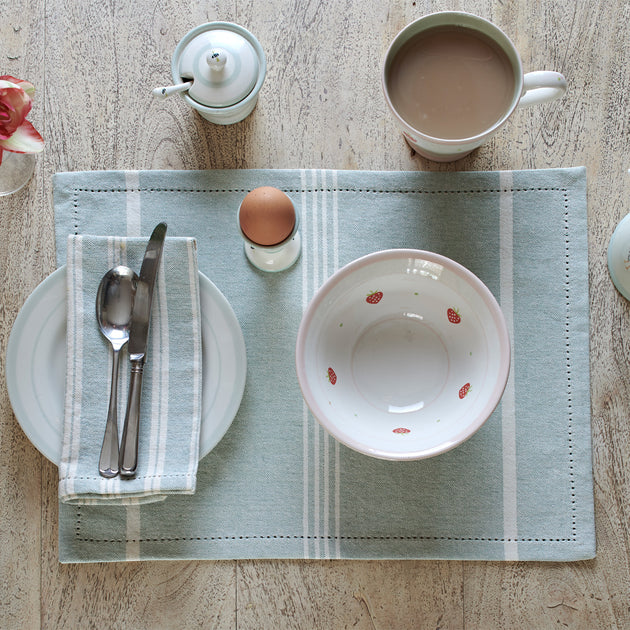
[382,13,567,161]
[387,26,514,140]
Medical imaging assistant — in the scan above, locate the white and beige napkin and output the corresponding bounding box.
[59,234,202,505]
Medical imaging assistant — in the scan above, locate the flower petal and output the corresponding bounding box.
[0,119,44,153]
[0,85,32,139]
[0,76,35,96]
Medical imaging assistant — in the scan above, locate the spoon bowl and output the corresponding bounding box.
[96,265,137,478]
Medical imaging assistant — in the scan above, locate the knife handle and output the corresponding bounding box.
[119,359,144,478]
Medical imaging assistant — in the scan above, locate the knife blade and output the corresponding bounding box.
[119,222,167,477]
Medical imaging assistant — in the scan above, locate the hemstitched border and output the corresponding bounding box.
[70,183,580,550]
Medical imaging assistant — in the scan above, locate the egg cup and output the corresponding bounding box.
[237,187,302,272]
[240,218,301,272]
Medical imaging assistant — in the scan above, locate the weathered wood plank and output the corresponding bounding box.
[237,560,463,629]
[1,0,629,627]
[0,1,48,628]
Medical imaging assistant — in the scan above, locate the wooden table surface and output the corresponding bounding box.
[1,0,628,628]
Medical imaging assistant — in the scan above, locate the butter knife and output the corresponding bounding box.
[119,222,167,477]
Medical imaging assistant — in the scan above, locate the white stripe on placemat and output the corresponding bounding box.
[321,170,341,559]
[301,169,343,559]
[300,169,310,558]
[311,169,321,559]
[126,503,141,560]
[499,170,518,560]
[317,171,342,559]
[321,170,329,281]
[125,171,141,237]
[320,170,330,559]
[323,431,331,559]
[332,170,341,559]
[332,170,339,274]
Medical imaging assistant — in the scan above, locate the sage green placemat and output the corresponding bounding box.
[53,167,593,562]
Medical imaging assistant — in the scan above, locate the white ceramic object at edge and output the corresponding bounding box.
[608,212,630,301]
[296,249,511,460]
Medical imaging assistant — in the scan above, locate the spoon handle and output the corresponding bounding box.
[98,348,121,478]
[119,359,144,477]
[152,81,193,100]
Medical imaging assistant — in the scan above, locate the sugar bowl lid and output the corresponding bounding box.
[176,23,260,108]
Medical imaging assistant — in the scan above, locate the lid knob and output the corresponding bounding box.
[206,48,228,71]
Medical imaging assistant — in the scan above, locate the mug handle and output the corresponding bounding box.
[518,71,567,108]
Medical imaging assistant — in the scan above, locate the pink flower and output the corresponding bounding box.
[0,75,44,165]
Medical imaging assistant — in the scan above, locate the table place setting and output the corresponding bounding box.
[3,11,595,567]
[11,165,589,564]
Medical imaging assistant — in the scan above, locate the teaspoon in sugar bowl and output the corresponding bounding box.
[96,265,138,478]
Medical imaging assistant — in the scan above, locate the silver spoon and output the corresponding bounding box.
[96,265,138,478]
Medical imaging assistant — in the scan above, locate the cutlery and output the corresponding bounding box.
[96,265,138,478]
[119,222,167,477]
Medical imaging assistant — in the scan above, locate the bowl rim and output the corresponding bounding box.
[295,248,511,460]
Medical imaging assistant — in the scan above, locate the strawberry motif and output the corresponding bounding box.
[327,367,337,385]
[393,427,411,434]
[447,307,461,324]
[366,290,383,305]
[459,383,471,399]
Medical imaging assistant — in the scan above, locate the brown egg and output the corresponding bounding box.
[239,186,296,246]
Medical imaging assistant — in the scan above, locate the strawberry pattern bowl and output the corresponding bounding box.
[295,249,511,460]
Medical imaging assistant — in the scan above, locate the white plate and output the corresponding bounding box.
[5,267,247,464]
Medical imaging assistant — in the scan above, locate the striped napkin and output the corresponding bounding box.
[59,234,202,505]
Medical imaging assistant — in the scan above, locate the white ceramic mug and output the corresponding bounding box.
[382,12,567,161]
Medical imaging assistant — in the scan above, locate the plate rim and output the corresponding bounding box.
[5,266,247,465]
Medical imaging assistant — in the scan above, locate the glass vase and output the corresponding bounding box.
[0,151,36,196]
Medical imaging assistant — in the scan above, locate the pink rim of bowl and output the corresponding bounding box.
[295,249,511,461]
